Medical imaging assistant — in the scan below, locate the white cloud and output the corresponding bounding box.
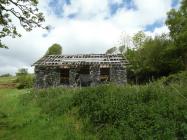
[0,0,177,75]
[63,0,110,19]
[153,26,169,35]
[145,25,169,37]
[48,19,121,53]
[111,0,172,31]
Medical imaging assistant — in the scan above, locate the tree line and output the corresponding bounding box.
[125,33,184,84]
[106,0,187,84]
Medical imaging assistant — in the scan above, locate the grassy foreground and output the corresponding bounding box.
[0,72,187,140]
[0,88,96,140]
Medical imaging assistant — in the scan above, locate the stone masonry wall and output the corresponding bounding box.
[90,65,100,86]
[69,68,79,87]
[110,65,127,85]
[35,66,60,88]
[35,64,127,88]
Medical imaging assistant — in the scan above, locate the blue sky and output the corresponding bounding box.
[48,0,137,17]
[48,0,71,17]
[145,21,164,32]
[49,0,180,16]
[48,0,180,32]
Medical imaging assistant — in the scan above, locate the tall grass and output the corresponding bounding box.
[28,71,187,139]
[72,83,187,139]
[0,88,97,140]
[0,71,187,140]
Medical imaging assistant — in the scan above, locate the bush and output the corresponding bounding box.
[25,88,77,116]
[73,83,187,139]
[16,74,35,89]
[16,68,28,76]
[23,71,187,139]
[159,71,187,86]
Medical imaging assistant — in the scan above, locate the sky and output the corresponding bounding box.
[0,0,181,75]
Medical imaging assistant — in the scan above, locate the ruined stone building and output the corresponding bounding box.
[32,54,128,88]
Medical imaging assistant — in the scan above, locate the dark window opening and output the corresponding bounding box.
[60,68,69,85]
[78,66,91,86]
[79,66,90,74]
[100,68,110,82]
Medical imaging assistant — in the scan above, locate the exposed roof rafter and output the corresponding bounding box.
[32,54,128,66]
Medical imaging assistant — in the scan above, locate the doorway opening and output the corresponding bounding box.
[100,68,110,82]
[79,66,91,86]
[60,68,69,85]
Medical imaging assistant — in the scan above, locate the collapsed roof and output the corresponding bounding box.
[32,54,128,66]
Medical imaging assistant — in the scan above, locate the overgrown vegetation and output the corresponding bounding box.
[125,34,184,84]
[166,0,187,70]
[1,71,185,140]
[0,88,97,140]
[16,68,35,89]
[72,73,187,139]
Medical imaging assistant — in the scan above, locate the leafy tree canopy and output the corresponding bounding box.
[132,31,146,48]
[0,0,46,48]
[166,0,187,68]
[125,33,184,84]
[45,43,62,55]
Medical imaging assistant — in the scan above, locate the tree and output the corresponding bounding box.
[0,0,46,48]
[166,0,187,69]
[125,33,184,84]
[15,68,34,89]
[45,43,62,55]
[106,47,117,54]
[132,31,146,48]
[16,68,28,76]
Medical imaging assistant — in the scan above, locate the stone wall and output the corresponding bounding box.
[35,64,127,88]
[35,66,60,88]
[110,65,127,85]
[69,65,100,87]
[69,68,79,87]
[90,65,100,86]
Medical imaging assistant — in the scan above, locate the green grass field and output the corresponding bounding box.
[0,76,16,84]
[0,72,187,139]
[0,88,96,140]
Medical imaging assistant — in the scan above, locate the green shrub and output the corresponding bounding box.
[29,88,77,116]
[16,74,35,89]
[23,71,187,139]
[159,71,187,86]
[73,83,187,139]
